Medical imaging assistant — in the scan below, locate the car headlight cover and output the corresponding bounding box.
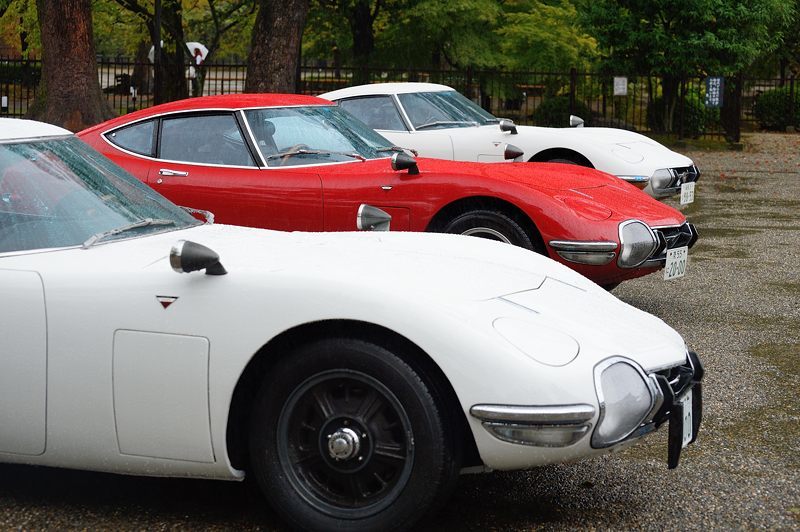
[592,358,658,447]
[618,220,657,268]
[650,168,674,192]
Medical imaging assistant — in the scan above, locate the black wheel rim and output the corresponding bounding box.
[277,369,415,518]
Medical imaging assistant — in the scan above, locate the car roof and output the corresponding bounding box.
[320,83,453,101]
[109,93,333,122]
[0,118,72,141]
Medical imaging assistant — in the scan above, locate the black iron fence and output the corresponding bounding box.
[2,56,797,140]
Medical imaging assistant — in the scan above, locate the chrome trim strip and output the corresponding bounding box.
[480,422,591,447]
[470,404,595,425]
[549,240,618,252]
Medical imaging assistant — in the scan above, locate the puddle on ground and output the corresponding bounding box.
[626,343,800,470]
[698,227,762,239]
[766,281,800,295]
[715,343,800,468]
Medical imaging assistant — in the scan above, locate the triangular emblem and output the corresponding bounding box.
[156,295,178,309]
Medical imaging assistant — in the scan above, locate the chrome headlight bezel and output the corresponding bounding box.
[617,220,658,268]
[591,356,663,448]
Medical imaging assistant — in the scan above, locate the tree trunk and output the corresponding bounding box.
[28,0,114,130]
[156,0,189,103]
[245,0,310,93]
[349,0,374,84]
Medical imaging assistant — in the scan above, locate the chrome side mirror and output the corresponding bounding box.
[569,115,585,128]
[170,240,227,275]
[357,204,391,231]
[503,144,524,161]
[499,118,518,134]
[391,152,420,175]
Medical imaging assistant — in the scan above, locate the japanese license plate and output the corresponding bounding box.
[679,390,693,448]
[664,246,688,280]
[680,182,696,204]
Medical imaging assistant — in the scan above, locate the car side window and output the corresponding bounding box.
[397,93,452,129]
[338,96,408,131]
[159,114,256,167]
[106,120,155,156]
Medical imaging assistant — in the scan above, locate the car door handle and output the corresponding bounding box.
[159,168,189,177]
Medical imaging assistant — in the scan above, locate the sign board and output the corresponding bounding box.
[1,96,7,113]
[613,77,628,96]
[705,77,724,108]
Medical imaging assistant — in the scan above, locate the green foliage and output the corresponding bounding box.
[0,0,40,56]
[497,0,597,71]
[580,0,793,77]
[532,95,592,127]
[646,94,714,138]
[753,87,800,130]
[304,0,598,72]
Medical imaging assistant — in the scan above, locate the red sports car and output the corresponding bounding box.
[78,94,697,288]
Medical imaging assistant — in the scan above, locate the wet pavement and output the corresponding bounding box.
[1,133,798,530]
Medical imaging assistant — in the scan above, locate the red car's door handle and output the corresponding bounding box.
[159,168,189,177]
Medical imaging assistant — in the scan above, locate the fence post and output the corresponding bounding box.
[569,67,577,117]
[790,76,796,131]
[677,79,686,140]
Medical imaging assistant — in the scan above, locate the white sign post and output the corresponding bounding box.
[613,77,628,96]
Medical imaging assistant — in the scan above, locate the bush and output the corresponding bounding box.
[646,95,712,138]
[532,96,593,127]
[753,87,800,131]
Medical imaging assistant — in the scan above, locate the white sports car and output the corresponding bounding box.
[321,83,700,202]
[0,119,703,531]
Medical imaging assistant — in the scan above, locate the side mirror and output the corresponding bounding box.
[499,118,518,135]
[357,204,391,231]
[170,240,227,275]
[503,143,524,161]
[391,152,420,175]
[569,115,585,128]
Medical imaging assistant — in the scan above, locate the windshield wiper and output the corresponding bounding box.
[415,120,478,130]
[376,145,419,156]
[82,218,175,249]
[265,149,366,162]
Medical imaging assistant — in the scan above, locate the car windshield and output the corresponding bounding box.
[244,106,394,167]
[0,136,200,253]
[397,90,499,130]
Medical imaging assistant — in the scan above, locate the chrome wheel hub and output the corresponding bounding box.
[327,427,361,461]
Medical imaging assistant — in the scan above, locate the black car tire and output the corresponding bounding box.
[442,209,538,251]
[248,337,459,532]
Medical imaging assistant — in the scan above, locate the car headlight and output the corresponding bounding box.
[650,168,675,192]
[617,220,657,268]
[591,357,661,447]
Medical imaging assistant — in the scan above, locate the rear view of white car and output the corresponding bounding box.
[1,118,703,531]
[322,83,700,202]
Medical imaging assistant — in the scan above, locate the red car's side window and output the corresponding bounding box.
[160,114,256,167]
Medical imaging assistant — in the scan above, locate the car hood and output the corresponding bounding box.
[506,125,694,172]
[501,278,687,370]
[137,224,600,301]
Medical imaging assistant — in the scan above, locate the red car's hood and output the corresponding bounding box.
[415,158,685,226]
[416,157,620,191]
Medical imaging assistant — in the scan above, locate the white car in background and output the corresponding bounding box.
[322,83,700,202]
[1,119,703,531]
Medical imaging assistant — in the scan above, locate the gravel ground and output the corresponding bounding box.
[1,133,798,530]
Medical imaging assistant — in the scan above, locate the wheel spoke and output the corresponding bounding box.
[293,447,323,467]
[356,388,383,422]
[347,474,368,501]
[311,388,336,419]
[374,441,406,462]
